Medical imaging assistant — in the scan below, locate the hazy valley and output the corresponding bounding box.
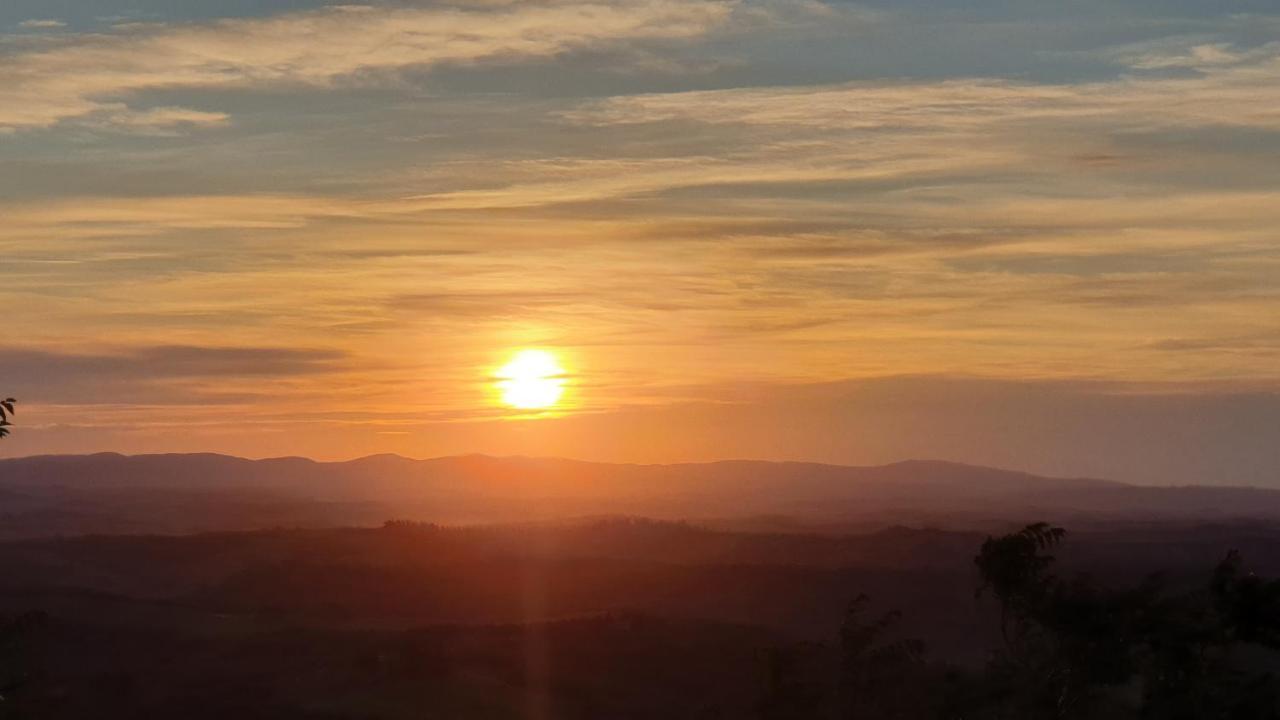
[3,454,1280,717]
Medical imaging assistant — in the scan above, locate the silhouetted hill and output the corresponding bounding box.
[2,518,1278,716]
[4,518,1279,663]
[3,453,1280,538]
[5,610,780,719]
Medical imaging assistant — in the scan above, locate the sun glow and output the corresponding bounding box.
[496,349,566,410]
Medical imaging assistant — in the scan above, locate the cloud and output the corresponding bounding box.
[565,45,1280,132]
[0,345,349,404]
[391,291,589,319]
[17,19,67,29]
[0,1,734,131]
[1099,37,1280,72]
[1147,333,1280,352]
[359,41,1280,216]
[1,345,346,381]
[0,195,355,238]
[85,105,231,134]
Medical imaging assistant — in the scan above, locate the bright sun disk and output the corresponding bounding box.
[496,349,565,410]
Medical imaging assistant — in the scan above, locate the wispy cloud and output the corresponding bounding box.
[84,105,231,134]
[0,344,349,405]
[17,19,67,29]
[566,45,1280,132]
[1100,37,1280,71]
[0,0,734,131]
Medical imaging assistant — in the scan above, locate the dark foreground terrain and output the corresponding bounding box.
[1,517,1279,718]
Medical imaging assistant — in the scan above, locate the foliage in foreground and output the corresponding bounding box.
[0,398,13,440]
[762,522,1280,719]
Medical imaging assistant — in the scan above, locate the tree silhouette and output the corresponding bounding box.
[967,523,1280,719]
[0,398,13,439]
[839,594,927,719]
[0,397,40,717]
[974,522,1065,653]
[759,523,1280,719]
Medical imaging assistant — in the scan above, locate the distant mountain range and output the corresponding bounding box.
[2,452,1280,538]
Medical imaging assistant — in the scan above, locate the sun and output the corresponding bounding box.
[496,349,566,410]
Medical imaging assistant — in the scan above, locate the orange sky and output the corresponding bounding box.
[1,1,1279,484]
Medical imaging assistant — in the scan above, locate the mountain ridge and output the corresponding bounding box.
[0,451,1119,484]
[1,451,1278,537]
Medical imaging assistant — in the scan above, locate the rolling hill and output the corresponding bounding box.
[2,453,1280,538]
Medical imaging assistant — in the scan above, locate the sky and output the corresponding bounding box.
[2,0,1279,485]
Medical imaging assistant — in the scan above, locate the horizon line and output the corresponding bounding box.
[0,449,1124,485]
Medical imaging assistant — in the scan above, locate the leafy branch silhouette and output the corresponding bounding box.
[0,398,14,439]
